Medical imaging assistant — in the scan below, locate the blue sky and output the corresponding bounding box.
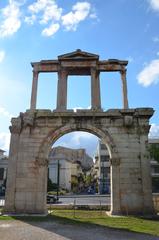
[0,0,159,156]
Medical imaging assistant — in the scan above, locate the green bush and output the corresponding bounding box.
[47,178,58,192]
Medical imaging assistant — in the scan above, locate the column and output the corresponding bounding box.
[110,158,121,215]
[56,69,67,110]
[120,69,129,109]
[91,68,101,110]
[30,70,39,110]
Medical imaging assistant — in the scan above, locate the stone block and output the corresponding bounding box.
[15,192,26,202]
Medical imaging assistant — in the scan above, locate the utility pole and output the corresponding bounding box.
[56,160,60,201]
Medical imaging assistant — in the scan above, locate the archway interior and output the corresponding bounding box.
[46,131,111,206]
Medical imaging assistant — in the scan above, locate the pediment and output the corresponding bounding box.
[58,49,99,60]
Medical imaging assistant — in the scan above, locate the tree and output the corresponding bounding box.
[70,177,78,193]
[149,143,159,163]
[85,174,93,186]
[47,177,58,192]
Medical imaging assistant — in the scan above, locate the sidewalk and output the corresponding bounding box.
[0,220,158,240]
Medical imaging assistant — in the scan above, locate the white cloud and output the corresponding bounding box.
[71,131,94,145]
[157,52,159,56]
[42,23,60,36]
[28,0,48,13]
[0,132,10,152]
[149,0,159,11]
[152,36,159,42]
[0,1,21,37]
[137,59,159,87]
[62,2,91,31]
[0,51,5,63]
[40,2,62,24]
[0,1,97,37]
[26,0,62,24]
[0,106,13,119]
[54,131,99,157]
[89,12,97,19]
[27,1,93,33]
[24,15,36,25]
[25,0,62,36]
[149,124,159,138]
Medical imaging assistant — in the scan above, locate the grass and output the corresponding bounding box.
[0,210,159,236]
[51,210,159,236]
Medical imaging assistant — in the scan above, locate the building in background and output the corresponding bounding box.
[94,139,159,194]
[48,146,93,192]
[0,149,8,195]
[94,141,110,194]
[149,139,159,193]
[0,146,93,194]
[48,158,73,191]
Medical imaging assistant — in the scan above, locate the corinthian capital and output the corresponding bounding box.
[9,117,22,134]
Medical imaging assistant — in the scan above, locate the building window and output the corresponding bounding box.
[154,165,159,173]
[101,167,110,177]
[152,177,159,193]
[101,155,109,162]
[101,144,107,150]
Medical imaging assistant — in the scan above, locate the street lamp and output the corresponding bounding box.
[56,160,60,201]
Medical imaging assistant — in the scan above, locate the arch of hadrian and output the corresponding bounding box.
[5,49,154,215]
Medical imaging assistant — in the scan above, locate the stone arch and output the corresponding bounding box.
[5,108,154,215]
[37,123,119,165]
[36,123,121,214]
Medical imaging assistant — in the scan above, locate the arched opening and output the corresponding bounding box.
[37,124,119,213]
[48,132,99,198]
[46,131,111,208]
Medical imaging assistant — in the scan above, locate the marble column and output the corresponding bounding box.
[30,71,39,110]
[120,69,129,109]
[91,68,101,110]
[56,69,68,110]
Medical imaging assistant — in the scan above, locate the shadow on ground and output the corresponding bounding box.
[1,214,157,240]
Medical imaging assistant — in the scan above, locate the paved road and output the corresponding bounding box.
[0,195,110,207]
[58,195,110,205]
[0,220,158,240]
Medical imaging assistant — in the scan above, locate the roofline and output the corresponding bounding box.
[148,138,159,143]
[0,149,5,152]
[58,49,99,60]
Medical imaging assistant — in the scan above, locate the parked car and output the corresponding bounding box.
[0,186,5,196]
[47,195,57,204]
[87,187,95,194]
